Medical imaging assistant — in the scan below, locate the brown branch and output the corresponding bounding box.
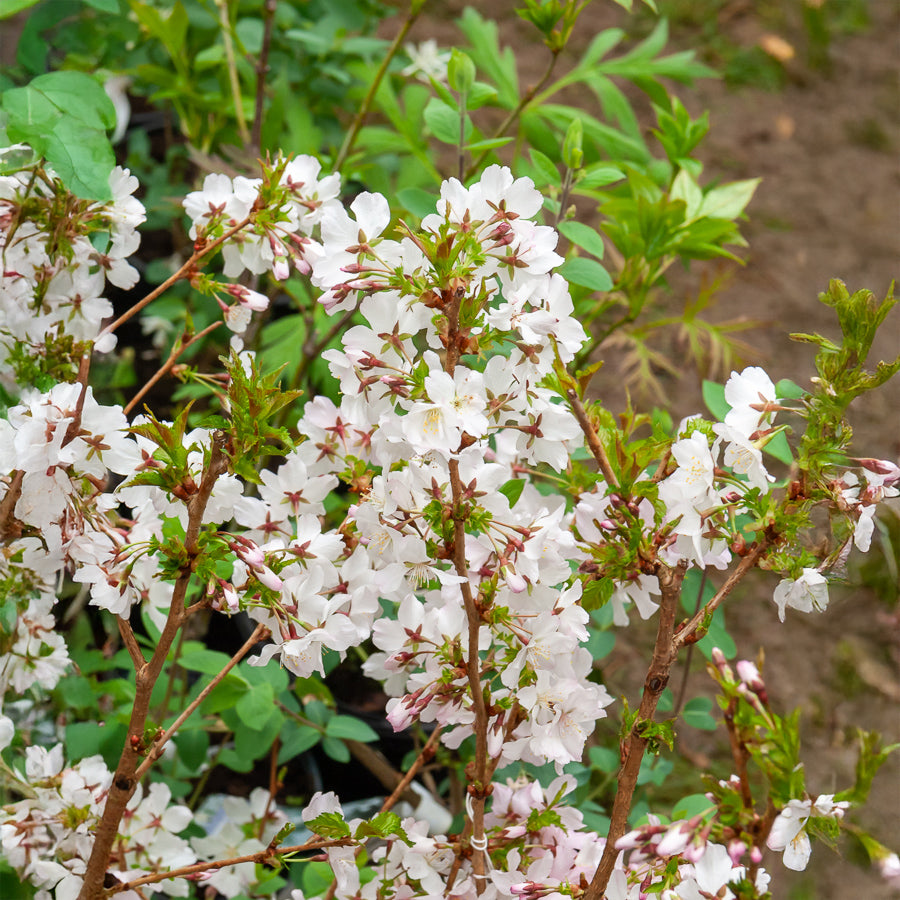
[251,0,278,151]
[345,740,420,806]
[671,541,768,652]
[133,622,267,782]
[124,322,222,416]
[566,388,618,488]
[103,836,354,896]
[440,284,491,891]
[723,696,754,809]
[583,561,687,900]
[671,569,707,717]
[334,3,424,172]
[379,725,444,815]
[100,216,253,338]
[0,470,24,541]
[117,617,146,669]
[77,438,231,900]
[464,50,561,182]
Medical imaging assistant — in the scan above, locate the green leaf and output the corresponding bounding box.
[423,98,471,144]
[232,708,282,761]
[83,0,120,11]
[199,673,248,715]
[696,606,737,660]
[325,715,379,742]
[66,721,104,760]
[306,812,351,839]
[560,257,613,292]
[354,811,408,842]
[775,378,805,400]
[179,646,234,675]
[0,0,43,19]
[175,728,210,771]
[396,187,437,220]
[1,71,117,199]
[588,745,619,773]
[528,149,561,187]
[578,164,625,189]
[464,137,514,152]
[57,675,99,713]
[321,735,351,762]
[763,430,793,465]
[586,628,615,660]
[701,379,729,422]
[672,794,715,820]
[682,696,717,731]
[236,683,276,730]
[236,17,265,54]
[498,478,526,507]
[558,221,606,259]
[698,178,760,220]
[277,723,322,764]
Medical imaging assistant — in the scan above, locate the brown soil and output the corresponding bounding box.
[403,2,900,897]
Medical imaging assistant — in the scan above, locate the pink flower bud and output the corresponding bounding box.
[853,457,900,484]
[255,567,283,592]
[728,839,747,864]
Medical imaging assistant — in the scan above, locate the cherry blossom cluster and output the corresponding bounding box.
[0,155,145,374]
[0,744,192,899]
[0,742,287,900]
[182,156,341,334]
[1,150,897,898]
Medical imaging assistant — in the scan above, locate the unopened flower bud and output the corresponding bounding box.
[728,839,747,864]
[711,647,733,681]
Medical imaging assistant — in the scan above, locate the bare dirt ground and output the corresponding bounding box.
[403,2,900,897]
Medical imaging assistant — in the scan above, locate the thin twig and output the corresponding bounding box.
[117,617,146,669]
[672,542,768,652]
[216,0,251,146]
[379,726,443,815]
[251,0,278,151]
[134,623,267,782]
[345,740,419,805]
[566,388,619,488]
[464,50,561,182]
[124,322,222,415]
[100,216,252,338]
[335,3,424,172]
[582,561,687,900]
[671,569,707,717]
[103,836,354,896]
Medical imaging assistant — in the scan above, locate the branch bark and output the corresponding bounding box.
[583,560,687,900]
[77,437,230,899]
[103,836,353,896]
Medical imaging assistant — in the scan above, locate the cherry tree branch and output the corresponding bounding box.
[77,437,231,899]
[124,321,222,416]
[583,560,687,900]
[117,616,146,669]
[566,388,618,488]
[100,216,252,338]
[671,541,768,652]
[133,622,267,782]
[103,836,354,896]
